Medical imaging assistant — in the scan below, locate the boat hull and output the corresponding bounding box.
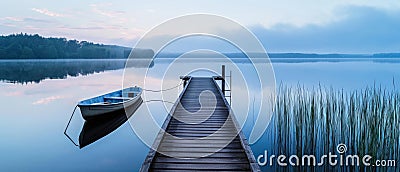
[78,87,142,120]
[78,97,143,148]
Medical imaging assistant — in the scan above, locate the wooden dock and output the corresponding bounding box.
[141,77,260,171]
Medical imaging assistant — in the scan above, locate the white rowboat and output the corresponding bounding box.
[78,86,142,120]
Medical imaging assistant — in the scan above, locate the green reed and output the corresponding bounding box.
[271,84,399,171]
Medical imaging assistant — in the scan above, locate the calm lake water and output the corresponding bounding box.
[0,58,399,171]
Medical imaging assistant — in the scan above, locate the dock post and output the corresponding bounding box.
[222,65,225,95]
[180,76,189,88]
[230,70,232,105]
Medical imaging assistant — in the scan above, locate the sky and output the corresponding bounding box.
[1,0,400,53]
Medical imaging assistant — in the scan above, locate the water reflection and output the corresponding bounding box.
[79,98,143,148]
[0,59,154,84]
[0,68,148,171]
[1,58,399,171]
[0,57,397,84]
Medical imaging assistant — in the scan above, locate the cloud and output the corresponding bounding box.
[23,17,54,23]
[0,16,54,31]
[90,3,125,18]
[1,16,53,24]
[32,8,63,17]
[250,6,400,53]
[60,26,105,30]
[2,17,23,22]
[32,96,64,105]
[0,23,17,27]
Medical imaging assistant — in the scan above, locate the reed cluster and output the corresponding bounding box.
[271,84,399,171]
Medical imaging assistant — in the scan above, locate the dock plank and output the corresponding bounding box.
[140,77,260,172]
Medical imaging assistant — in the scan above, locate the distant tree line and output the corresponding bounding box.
[0,33,153,59]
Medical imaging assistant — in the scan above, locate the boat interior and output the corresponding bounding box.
[79,87,141,105]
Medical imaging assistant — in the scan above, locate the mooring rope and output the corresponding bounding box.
[62,82,183,148]
[64,105,79,147]
[142,82,183,92]
[145,100,175,104]
[142,82,184,104]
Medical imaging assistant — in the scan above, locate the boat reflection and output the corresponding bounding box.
[78,97,143,148]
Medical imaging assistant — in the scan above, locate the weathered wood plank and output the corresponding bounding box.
[159,143,243,149]
[151,163,251,170]
[158,147,246,153]
[140,77,260,172]
[154,157,249,164]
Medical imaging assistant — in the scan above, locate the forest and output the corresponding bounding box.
[0,33,141,59]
